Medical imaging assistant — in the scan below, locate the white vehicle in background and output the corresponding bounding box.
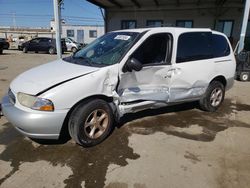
[65,37,82,53]
[1,27,236,147]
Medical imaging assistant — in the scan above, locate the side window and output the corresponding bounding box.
[121,20,137,29]
[176,20,193,28]
[67,30,74,38]
[131,33,169,65]
[212,34,230,58]
[146,20,163,27]
[39,38,49,43]
[89,30,97,38]
[176,32,212,63]
[30,39,39,43]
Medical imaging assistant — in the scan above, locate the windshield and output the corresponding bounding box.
[67,32,139,66]
[67,37,76,43]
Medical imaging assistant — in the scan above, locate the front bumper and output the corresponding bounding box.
[1,95,68,139]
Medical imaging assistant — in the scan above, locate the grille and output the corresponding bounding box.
[8,89,16,104]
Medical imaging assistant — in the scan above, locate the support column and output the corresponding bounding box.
[53,0,62,59]
[238,0,250,54]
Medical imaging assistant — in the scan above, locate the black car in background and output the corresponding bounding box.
[0,42,4,54]
[0,38,10,49]
[20,37,67,54]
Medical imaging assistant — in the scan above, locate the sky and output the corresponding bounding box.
[0,0,104,28]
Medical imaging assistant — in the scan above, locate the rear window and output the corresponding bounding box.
[212,34,230,57]
[176,32,212,63]
[40,38,49,42]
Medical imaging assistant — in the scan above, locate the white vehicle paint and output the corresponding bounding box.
[1,27,236,147]
[65,37,81,52]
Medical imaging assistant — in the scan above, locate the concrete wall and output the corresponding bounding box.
[0,31,53,40]
[50,21,104,44]
[61,25,104,44]
[105,6,244,46]
[0,31,54,49]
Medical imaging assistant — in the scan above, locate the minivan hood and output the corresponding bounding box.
[10,59,99,95]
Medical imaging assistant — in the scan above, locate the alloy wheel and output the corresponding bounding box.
[83,109,109,139]
[210,88,223,107]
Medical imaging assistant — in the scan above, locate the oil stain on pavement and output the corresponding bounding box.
[122,99,250,142]
[0,99,250,187]
[0,126,140,188]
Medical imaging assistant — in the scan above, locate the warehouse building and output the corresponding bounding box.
[50,20,104,44]
[87,0,247,46]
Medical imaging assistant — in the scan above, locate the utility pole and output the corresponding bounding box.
[12,12,16,29]
[238,0,250,54]
[53,0,62,59]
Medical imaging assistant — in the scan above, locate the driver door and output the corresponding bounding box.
[29,38,39,51]
[118,33,173,104]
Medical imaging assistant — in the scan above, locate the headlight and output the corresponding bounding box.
[17,92,54,111]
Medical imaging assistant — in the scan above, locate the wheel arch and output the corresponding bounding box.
[71,46,77,51]
[210,75,227,87]
[58,94,115,140]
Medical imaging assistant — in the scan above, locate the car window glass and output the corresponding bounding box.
[212,34,230,58]
[131,33,169,65]
[176,32,212,63]
[40,38,49,43]
[30,39,39,43]
[72,32,140,66]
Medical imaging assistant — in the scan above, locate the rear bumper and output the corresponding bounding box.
[226,77,234,91]
[1,95,69,139]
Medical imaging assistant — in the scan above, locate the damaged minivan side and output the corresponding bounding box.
[1,27,236,147]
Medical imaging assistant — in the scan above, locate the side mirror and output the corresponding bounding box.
[126,58,143,72]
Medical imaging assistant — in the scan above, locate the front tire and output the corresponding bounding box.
[199,81,225,112]
[69,99,114,147]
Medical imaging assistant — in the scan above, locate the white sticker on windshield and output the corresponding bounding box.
[114,35,131,40]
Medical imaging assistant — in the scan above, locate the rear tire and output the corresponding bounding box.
[199,81,225,112]
[68,99,114,147]
[240,72,249,81]
[71,47,77,53]
[0,49,2,54]
[49,47,55,55]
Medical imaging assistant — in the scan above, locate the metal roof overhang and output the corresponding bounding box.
[87,0,244,10]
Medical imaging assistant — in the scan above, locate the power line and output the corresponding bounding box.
[0,13,103,21]
[0,0,51,4]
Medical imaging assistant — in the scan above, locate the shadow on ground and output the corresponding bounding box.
[120,99,250,141]
[0,99,250,188]
[0,53,12,56]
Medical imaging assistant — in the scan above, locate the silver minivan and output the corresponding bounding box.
[1,27,236,147]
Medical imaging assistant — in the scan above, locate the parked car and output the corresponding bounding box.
[20,37,67,54]
[0,42,4,54]
[64,37,83,53]
[1,27,236,147]
[17,36,26,50]
[0,38,10,49]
